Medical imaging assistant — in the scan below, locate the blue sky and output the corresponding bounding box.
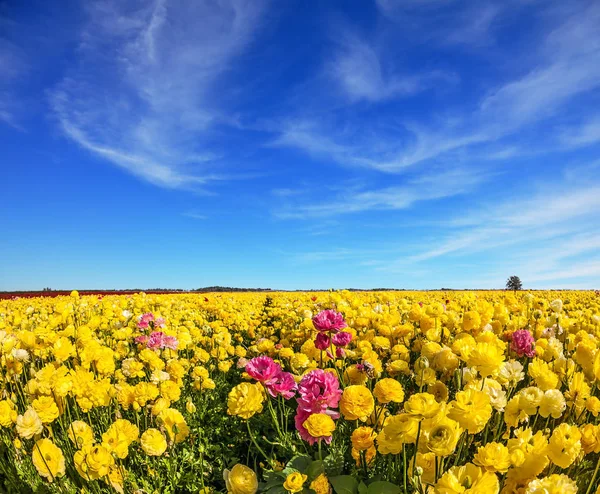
[1,0,600,290]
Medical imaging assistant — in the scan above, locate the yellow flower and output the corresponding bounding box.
[518,387,544,415]
[227,382,264,420]
[404,393,440,420]
[548,423,581,468]
[0,400,17,427]
[467,342,505,378]
[424,415,462,457]
[102,419,139,459]
[310,473,331,494]
[435,463,499,493]
[303,413,336,439]
[32,396,60,424]
[32,438,66,481]
[538,389,566,419]
[158,408,190,443]
[373,378,405,404]
[580,424,600,454]
[68,420,95,448]
[141,428,168,456]
[351,426,376,451]
[16,407,43,439]
[283,472,308,493]
[473,442,511,473]
[447,389,492,434]
[377,414,420,454]
[340,385,375,421]
[525,474,578,494]
[74,444,114,480]
[223,464,258,494]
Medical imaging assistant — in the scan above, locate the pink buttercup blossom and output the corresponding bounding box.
[314,332,331,350]
[154,317,166,328]
[163,335,178,350]
[137,312,155,330]
[137,331,178,350]
[332,331,352,347]
[147,331,166,349]
[296,369,342,416]
[245,356,282,385]
[294,368,341,445]
[266,371,297,400]
[335,347,346,358]
[312,310,347,333]
[510,329,536,358]
[135,335,149,345]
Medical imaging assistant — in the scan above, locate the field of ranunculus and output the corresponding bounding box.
[1,290,600,494]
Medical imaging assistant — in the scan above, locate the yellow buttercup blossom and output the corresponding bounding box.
[141,428,168,456]
[32,438,66,481]
[303,413,336,439]
[227,382,264,420]
[473,442,511,473]
[223,464,258,494]
[283,472,307,493]
[340,385,375,421]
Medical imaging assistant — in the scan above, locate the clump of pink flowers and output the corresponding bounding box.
[312,309,347,333]
[312,310,352,358]
[135,331,178,350]
[510,329,535,358]
[245,356,297,400]
[294,369,342,445]
[137,312,166,331]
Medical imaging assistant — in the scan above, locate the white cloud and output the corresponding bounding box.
[329,34,455,103]
[276,2,600,174]
[0,37,27,129]
[560,117,600,147]
[275,167,489,218]
[50,0,267,189]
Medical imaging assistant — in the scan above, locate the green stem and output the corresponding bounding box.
[586,456,600,494]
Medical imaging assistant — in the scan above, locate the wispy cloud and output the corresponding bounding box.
[275,1,600,175]
[560,117,600,148]
[328,33,456,103]
[275,167,490,218]
[0,36,27,129]
[396,185,600,281]
[50,0,267,189]
[182,211,207,220]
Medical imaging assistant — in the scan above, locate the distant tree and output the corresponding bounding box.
[506,276,523,291]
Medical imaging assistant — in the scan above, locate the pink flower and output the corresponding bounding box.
[510,329,536,358]
[335,347,346,358]
[296,369,342,416]
[137,312,155,330]
[332,331,352,347]
[266,371,297,400]
[312,310,347,333]
[314,332,331,350]
[163,335,178,350]
[245,356,282,385]
[147,331,165,349]
[154,317,166,328]
[135,335,149,345]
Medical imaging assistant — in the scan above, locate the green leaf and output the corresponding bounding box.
[329,475,359,494]
[358,481,368,494]
[366,481,402,494]
[287,455,313,474]
[266,486,288,494]
[306,460,325,481]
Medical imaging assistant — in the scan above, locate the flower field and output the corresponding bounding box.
[2,290,600,493]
